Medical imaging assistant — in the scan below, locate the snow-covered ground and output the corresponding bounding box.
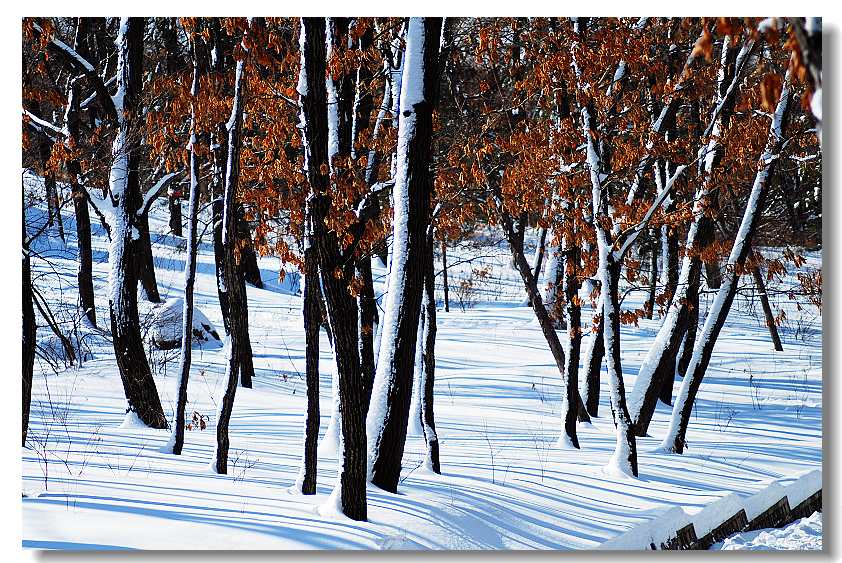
[22,173,822,550]
[713,512,822,550]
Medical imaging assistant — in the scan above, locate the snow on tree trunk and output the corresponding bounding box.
[573,17,637,475]
[580,294,605,418]
[662,72,792,454]
[543,240,567,329]
[108,17,167,430]
[629,34,754,437]
[367,17,443,494]
[319,342,342,457]
[407,299,426,437]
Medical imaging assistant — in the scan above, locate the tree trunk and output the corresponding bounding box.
[663,72,791,454]
[162,17,184,238]
[581,299,605,418]
[501,210,578,447]
[136,212,161,303]
[441,238,450,312]
[23,220,36,447]
[168,196,183,237]
[37,120,65,242]
[64,78,97,327]
[544,242,568,330]
[213,51,249,474]
[598,251,638,476]
[562,232,590,425]
[169,34,205,456]
[532,226,548,285]
[629,34,752,437]
[211,125,229,333]
[299,228,320,494]
[108,17,167,429]
[645,230,657,320]
[368,17,444,494]
[675,256,701,379]
[357,255,378,412]
[574,19,637,474]
[420,226,440,472]
[752,263,784,351]
[300,16,367,520]
[238,212,263,288]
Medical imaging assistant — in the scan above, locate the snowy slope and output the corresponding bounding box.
[22,174,822,550]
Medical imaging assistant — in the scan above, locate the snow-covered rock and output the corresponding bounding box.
[148,298,222,350]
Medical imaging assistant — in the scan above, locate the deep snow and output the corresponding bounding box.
[22,172,822,549]
[713,512,822,550]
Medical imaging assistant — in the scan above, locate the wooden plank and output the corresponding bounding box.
[744,496,791,532]
[661,523,697,550]
[693,509,749,549]
[790,490,822,520]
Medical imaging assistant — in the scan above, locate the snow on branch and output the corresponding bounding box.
[615,163,690,260]
[31,22,117,121]
[140,172,183,218]
[22,108,63,140]
[701,35,759,138]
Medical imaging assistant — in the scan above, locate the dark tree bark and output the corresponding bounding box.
[300,17,367,520]
[210,22,232,334]
[420,226,440,473]
[357,254,378,411]
[168,192,183,237]
[752,263,784,352]
[238,211,263,288]
[352,22,378,412]
[170,32,205,456]
[300,217,320,494]
[441,238,450,312]
[369,18,445,493]
[23,220,36,447]
[136,212,161,303]
[581,301,605,418]
[213,49,249,474]
[676,257,701,379]
[645,230,658,320]
[206,31,254,389]
[211,122,229,333]
[500,210,579,448]
[108,17,167,429]
[563,234,590,425]
[64,74,97,326]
